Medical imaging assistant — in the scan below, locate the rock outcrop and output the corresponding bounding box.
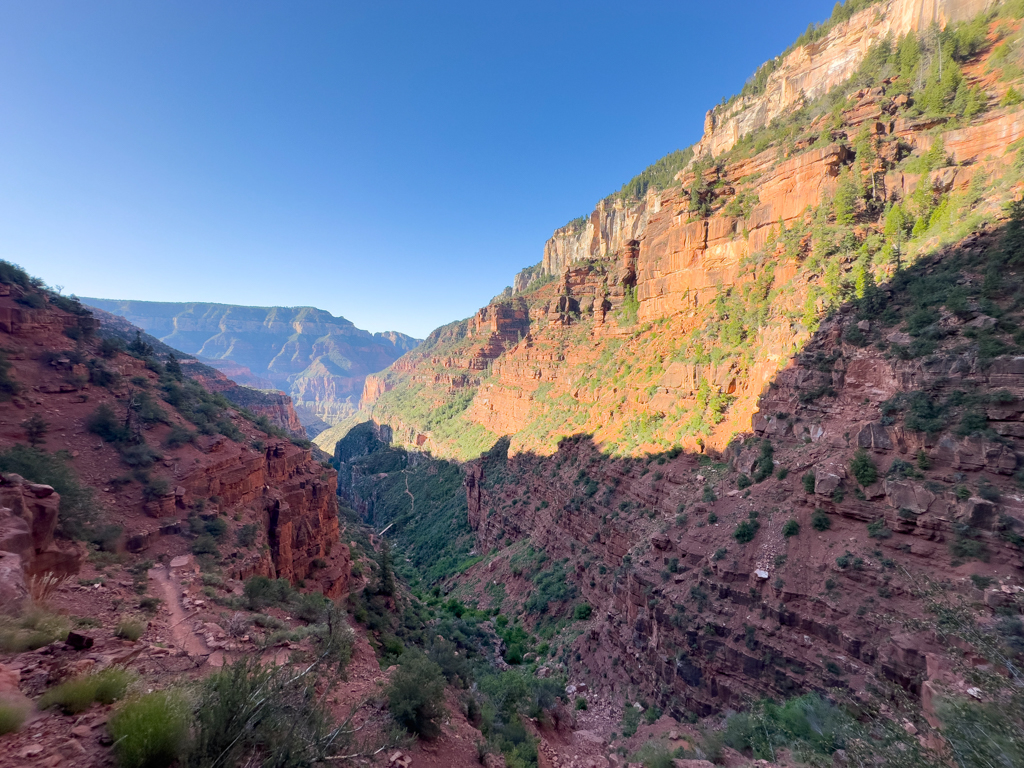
[181,359,307,438]
[461,256,1024,714]
[694,0,997,161]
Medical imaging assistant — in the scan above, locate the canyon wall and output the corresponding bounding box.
[83,299,419,434]
[517,0,998,294]
[0,283,349,601]
[180,359,307,438]
[462,229,1024,714]
[463,95,1024,456]
[694,0,997,161]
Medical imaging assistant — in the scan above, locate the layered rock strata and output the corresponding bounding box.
[0,284,349,601]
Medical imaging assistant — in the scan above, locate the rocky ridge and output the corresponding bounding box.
[83,299,419,436]
[0,281,349,605]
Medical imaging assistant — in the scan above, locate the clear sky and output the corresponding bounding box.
[0,1,836,338]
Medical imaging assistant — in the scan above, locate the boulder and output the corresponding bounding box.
[964,315,997,330]
[0,473,60,558]
[814,462,846,496]
[857,422,893,450]
[987,356,1024,389]
[66,631,95,651]
[964,497,997,530]
[884,479,936,515]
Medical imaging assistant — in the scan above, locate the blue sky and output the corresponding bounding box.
[0,1,836,337]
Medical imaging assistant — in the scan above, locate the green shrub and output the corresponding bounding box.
[109,690,190,768]
[835,551,863,570]
[22,413,48,446]
[40,667,133,714]
[575,697,588,711]
[119,443,162,468]
[203,516,228,540]
[243,575,295,610]
[573,603,593,620]
[16,291,45,309]
[163,426,195,449]
[970,574,994,590]
[937,697,1024,768]
[802,472,816,493]
[950,536,989,562]
[116,620,146,642]
[737,474,752,489]
[236,523,259,548]
[295,592,330,624]
[140,476,170,501]
[0,351,18,401]
[850,449,878,486]
[387,650,447,739]
[0,609,70,652]
[811,510,832,531]
[99,337,124,359]
[0,701,27,735]
[733,518,761,544]
[752,440,775,482]
[525,562,575,615]
[188,655,345,766]
[621,705,641,737]
[867,519,892,539]
[135,393,169,426]
[782,519,800,537]
[87,360,121,388]
[87,403,129,443]
[191,535,219,558]
[139,596,162,613]
[978,481,1001,502]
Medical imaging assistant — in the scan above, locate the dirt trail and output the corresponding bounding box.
[149,564,214,663]
[403,469,414,515]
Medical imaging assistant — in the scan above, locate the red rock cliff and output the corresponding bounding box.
[0,281,349,600]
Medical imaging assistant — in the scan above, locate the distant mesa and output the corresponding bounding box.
[81,299,420,437]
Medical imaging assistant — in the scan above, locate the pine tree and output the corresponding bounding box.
[853,252,874,299]
[165,353,183,381]
[834,168,860,225]
[22,414,48,447]
[854,126,879,200]
[377,539,396,597]
[128,331,154,358]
